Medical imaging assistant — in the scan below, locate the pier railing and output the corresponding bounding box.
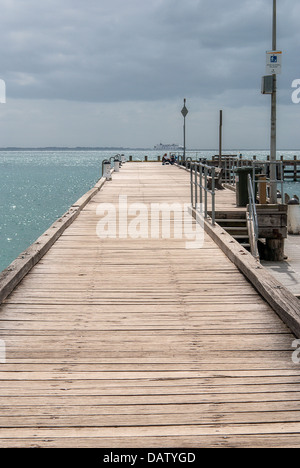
[250,161,284,204]
[190,162,216,225]
[206,157,285,204]
[247,174,260,261]
[123,153,300,183]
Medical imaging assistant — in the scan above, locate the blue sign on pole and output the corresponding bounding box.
[266,51,282,74]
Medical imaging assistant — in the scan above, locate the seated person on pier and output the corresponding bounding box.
[170,154,176,165]
[162,153,171,165]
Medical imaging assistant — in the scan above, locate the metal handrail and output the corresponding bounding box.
[221,159,284,203]
[222,156,238,185]
[190,162,216,225]
[251,160,284,204]
[247,174,260,260]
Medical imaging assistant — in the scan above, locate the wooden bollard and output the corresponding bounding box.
[258,175,267,205]
[157,156,161,162]
[129,155,133,162]
[144,155,148,162]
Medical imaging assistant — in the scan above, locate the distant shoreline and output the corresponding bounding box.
[0,147,299,152]
[0,147,149,151]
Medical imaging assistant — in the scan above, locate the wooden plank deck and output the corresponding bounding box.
[0,162,300,448]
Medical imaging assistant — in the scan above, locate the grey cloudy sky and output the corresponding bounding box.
[0,0,299,149]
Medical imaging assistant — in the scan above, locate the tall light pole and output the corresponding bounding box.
[181,98,188,162]
[270,0,277,204]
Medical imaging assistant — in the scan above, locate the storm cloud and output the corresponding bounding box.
[0,0,299,148]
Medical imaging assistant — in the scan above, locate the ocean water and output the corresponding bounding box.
[0,149,299,273]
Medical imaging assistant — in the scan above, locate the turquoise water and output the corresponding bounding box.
[0,149,299,273]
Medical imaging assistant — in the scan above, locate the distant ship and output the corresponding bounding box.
[153,143,184,151]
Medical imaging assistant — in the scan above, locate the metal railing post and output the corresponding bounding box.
[247,174,260,260]
[204,167,208,219]
[189,161,217,226]
[194,164,198,209]
[211,166,216,225]
[199,164,203,207]
[190,163,194,209]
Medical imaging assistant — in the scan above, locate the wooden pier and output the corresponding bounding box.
[1,162,300,448]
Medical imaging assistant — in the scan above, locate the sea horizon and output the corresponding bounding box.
[1,146,300,152]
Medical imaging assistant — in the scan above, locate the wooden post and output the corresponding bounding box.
[265,239,285,261]
[258,175,267,205]
[256,204,287,261]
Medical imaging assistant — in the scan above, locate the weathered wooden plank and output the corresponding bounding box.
[0,391,299,407]
[1,422,300,438]
[1,410,300,428]
[1,399,300,416]
[0,435,299,448]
